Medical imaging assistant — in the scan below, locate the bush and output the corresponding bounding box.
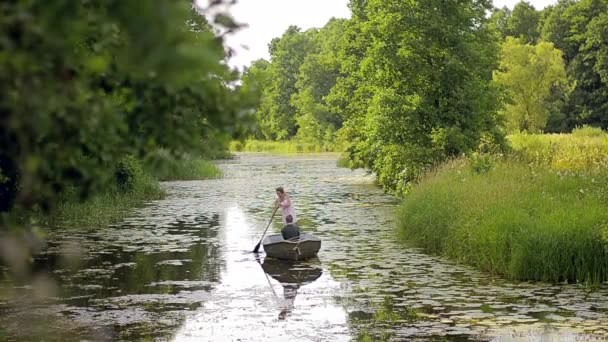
[468,153,496,174]
[115,156,144,193]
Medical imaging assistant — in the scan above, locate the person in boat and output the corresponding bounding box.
[281,215,300,240]
[275,186,297,226]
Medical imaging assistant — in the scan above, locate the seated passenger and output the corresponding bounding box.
[281,215,300,240]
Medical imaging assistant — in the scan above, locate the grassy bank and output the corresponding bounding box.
[41,156,221,228]
[230,139,343,153]
[398,130,608,283]
[145,157,222,181]
[48,176,164,228]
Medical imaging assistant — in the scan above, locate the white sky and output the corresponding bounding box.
[214,0,557,71]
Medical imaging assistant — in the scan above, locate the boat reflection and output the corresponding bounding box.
[260,257,323,320]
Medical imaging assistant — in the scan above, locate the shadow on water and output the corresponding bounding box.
[259,257,323,320]
[0,212,225,340]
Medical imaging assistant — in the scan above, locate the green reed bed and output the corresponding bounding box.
[230,139,343,153]
[41,156,220,228]
[48,174,164,228]
[398,157,608,283]
[508,128,608,171]
[147,157,222,181]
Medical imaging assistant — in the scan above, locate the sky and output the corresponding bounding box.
[214,0,557,71]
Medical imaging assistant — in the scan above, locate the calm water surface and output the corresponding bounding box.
[2,154,608,341]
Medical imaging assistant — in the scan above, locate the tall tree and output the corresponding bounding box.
[240,59,272,138]
[541,0,608,129]
[291,19,345,147]
[261,26,313,140]
[340,0,502,193]
[507,1,541,43]
[493,37,568,133]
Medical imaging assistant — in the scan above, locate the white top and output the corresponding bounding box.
[278,194,297,225]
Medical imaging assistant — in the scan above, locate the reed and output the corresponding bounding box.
[398,156,608,283]
[229,139,343,153]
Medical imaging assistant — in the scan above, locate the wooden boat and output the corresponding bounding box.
[262,233,321,261]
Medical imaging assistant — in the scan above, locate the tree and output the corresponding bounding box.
[338,0,503,193]
[239,59,271,138]
[291,19,345,147]
[493,37,568,133]
[541,0,608,129]
[261,26,314,140]
[488,6,513,39]
[0,1,243,219]
[507,1,541,44]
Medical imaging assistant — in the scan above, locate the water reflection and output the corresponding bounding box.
[260,257,323,320]
[2,154,608,341]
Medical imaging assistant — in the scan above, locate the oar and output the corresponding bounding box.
[253,205,279,253]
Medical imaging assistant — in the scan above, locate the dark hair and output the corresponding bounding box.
[286,215,293,223]
[275,186,285,194]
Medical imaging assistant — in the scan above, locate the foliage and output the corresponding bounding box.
[144,153,222,181]
[493,37,569,133]
[507,1,541,43]
[541,0,608,130]
[256,26,314,140]
[239,0,608,195]
[572,125,606,137]
[229,139,342,153]
[239,59,271,139]
[398,157,608,283]
[333,0,503,193]
[292,19,345,145]
[0,1,248,223]
[489,1,541,43]
[46,175,164,229]
[508,132,608,171]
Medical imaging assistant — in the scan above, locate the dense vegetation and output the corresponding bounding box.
[1,0,606,286]
[399,128,608,283]
[0,1,251,231]
[238,0,608,282]
[241,0,608,194]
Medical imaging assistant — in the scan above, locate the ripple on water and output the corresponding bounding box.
[2,154,608,341]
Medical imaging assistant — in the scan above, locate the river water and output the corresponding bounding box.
[1,153,608,341]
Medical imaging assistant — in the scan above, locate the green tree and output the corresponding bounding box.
[239,59,271,138]
[339,0,503,193]
[541,0,608,129]
[261,26,313,140]
[488,6,512,39]
[507,1,541,43]
[291,19,345,147]
[0,1,243,219]
[493,37,568,133]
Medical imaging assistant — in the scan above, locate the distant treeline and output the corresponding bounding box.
[241,0,608,193]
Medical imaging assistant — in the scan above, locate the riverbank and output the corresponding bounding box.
[39,157,222,228]
[398,130,608,283]
[230,139,344,153]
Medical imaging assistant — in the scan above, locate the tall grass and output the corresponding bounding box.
[230,139,343,153]
[146,157,222,181]
[399,130,608,283]
[40,156,221,228]
[508,129,608,171]
[398,158,608,283]
[43,173,164,228]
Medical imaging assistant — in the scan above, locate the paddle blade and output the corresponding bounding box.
[253,242,262,253]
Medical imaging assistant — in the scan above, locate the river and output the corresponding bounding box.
[1,153,607,341]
